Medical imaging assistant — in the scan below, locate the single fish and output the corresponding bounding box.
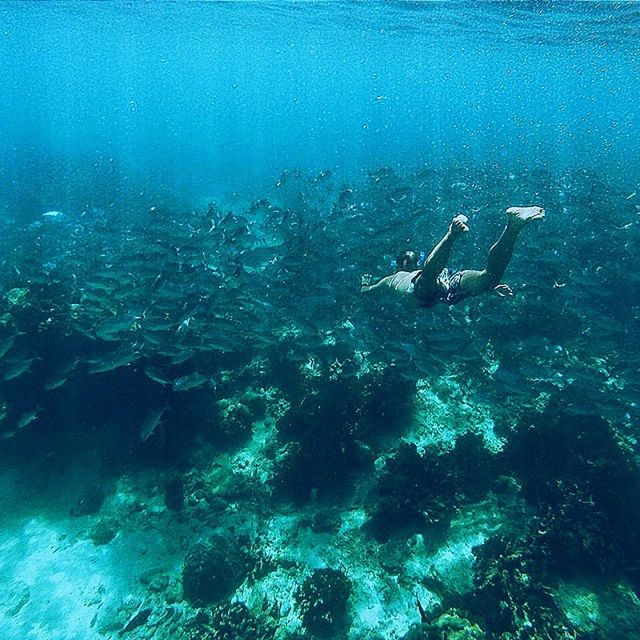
[172,372,212,392]
[142,332,165,348]
[120,607,152,634]
[2,358,34,381]
[17,407,41,429]
[0,335,16,360]
[95,314,141,341]
[170,350,194,366]
[87,349,140,374]
[140,407,166,442]
[143,366,170,386]
[58,355,81,375]
[44,375,68,391]
[84,281,117,293]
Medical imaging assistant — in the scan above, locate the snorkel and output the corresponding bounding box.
[393,249,425,272]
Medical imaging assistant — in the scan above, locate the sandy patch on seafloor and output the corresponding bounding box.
[0,471,184,640]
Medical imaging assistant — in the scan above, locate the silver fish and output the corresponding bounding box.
[140,407,166,442]
[172,372,212,392]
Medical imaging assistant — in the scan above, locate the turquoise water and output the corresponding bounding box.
[1,3,640,640]
[2,1,639,204]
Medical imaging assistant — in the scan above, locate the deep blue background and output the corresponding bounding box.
[1,1,639,205]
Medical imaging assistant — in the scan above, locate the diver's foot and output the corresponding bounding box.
[506,206,545,227]
[450,214,469,236]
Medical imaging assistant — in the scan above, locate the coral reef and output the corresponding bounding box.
[2,165,640,640]
[366,442,454,541]
[272,375,374,503]
[402,611,484,640]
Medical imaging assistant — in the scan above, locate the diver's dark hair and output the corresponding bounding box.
[396,249,418,271]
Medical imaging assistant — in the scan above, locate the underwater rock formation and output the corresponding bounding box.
[182,537,251,606]
[367,433,495,541]
[70,484,106,517]
[273,376,374,503]
[216,398,254,443]
[164,474,185,511]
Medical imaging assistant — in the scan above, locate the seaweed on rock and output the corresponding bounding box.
[295,567,352,638]
[185,602,275,640]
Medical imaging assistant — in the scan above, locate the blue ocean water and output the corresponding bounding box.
[1,3,640,640]
[1,1,639,206]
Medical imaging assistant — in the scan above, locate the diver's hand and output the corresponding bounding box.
[494,283,513,298]
[361,274,373,292]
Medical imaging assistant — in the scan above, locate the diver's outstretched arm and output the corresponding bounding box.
[361,274,395,293]
[413,214,468,300]
[360,273,396,293]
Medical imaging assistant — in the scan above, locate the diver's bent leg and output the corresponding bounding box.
[457,269,492,296]
[458,206,545,295]
[484,206,545,287]
[455,228,521,297]
[415,215,468,299]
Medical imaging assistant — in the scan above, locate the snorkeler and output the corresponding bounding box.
[361,206,545,307]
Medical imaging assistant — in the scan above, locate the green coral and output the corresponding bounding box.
[186,602,275,640]
[6,287,29,308]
